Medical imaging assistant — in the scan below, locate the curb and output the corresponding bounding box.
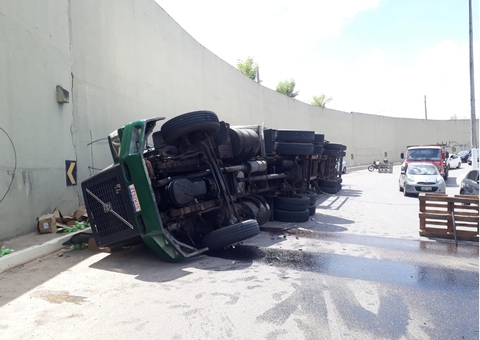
[0,230,89,274]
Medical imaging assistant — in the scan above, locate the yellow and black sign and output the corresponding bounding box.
[65,160,77,186]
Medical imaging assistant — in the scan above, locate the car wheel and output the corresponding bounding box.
[399,181,403,192]
[368,165,375,172]
[403,187,408,196]
[200,219,260,251]
[457,162,461,169]
[161,110,221,146]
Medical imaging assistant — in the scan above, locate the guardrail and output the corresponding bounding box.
[418,193,479,243]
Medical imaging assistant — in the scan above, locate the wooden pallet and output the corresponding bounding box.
[418,193,479,242]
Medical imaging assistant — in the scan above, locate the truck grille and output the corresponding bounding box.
[81,164,139,247]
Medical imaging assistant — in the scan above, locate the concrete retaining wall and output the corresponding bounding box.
[0,0,477,240]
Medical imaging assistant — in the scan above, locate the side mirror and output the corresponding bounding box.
[400,152,404,159]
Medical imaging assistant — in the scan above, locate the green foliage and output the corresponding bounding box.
[237,57,258,80]
[311,94,333,108]
[276,79,299,98]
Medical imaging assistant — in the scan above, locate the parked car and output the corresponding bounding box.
[460,169,479,196]
[399,163,446,196]
[457,150,471,163]
[447,154,461,169]
[467,154,479,165]
[336,159,347,174]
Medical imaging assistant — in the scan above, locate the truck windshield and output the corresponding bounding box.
[407,149,441,161]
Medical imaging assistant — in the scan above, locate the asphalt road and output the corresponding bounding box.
[0,164,478,339]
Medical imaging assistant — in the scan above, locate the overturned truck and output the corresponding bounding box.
[81,111,346,262]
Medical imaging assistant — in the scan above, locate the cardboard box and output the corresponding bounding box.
[74,204,88,221]
[88,237,112,253]
[37,214,57,234]
[53,208,63,222]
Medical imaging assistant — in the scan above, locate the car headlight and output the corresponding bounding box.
[436,175,444,184]
[406,175,415,183]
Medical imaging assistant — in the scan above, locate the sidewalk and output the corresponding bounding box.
[0,229,91,274]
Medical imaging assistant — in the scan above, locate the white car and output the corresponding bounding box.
[399,163,446,196]
[448,154,461,169]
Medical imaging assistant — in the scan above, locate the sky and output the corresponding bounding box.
[155,0,479,120]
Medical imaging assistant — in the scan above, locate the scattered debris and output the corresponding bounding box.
[0,245,13,257]
[36,205,89,234]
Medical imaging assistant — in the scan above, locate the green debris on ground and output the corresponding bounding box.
[0,245,13,257]
[72,244,88,250]
[57,221,91,233]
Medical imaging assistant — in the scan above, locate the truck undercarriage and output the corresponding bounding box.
[82,111,346,262]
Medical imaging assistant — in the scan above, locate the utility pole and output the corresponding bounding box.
[469,0,478,169]
[424,95,428,119]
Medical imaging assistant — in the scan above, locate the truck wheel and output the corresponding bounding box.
[273,208,310,222]
[274,142,314,155]
[200,219,260,251]
[319,186,339,194]
[313,144,324,155]
[308,204,317,216]
[297,190,318,205]
[161,110,220,146]
[274,196,311,211]
[275,130,315,143]
[324,143,346,151]
[322,149,345,157]
[313,133,325,144]
[317,179,339,188]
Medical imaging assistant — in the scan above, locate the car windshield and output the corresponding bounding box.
[407,165,438,175]
[407,149,441,161]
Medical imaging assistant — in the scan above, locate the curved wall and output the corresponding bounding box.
[0,0,476,239]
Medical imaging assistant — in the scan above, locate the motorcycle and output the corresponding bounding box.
[368,159,389,172]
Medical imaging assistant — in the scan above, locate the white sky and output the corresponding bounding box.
[155,0,479,120]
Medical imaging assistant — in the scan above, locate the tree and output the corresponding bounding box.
[311,94,333,108]
[276,79,299,98]
[237,57,258,81]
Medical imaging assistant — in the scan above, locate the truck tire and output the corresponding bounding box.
[161,110,220,146]
[274,196,311,211]
[319,186,339,194]
[317,179,339,188]
[313,144,324,155]
[313,133,325,144]
[200,219,260,251]
[322,149,345,157]
[274,142,314,155]
[324,143,347,151]
[297,190,318,205]
[273,208,310,222]
[275,130,315,143]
